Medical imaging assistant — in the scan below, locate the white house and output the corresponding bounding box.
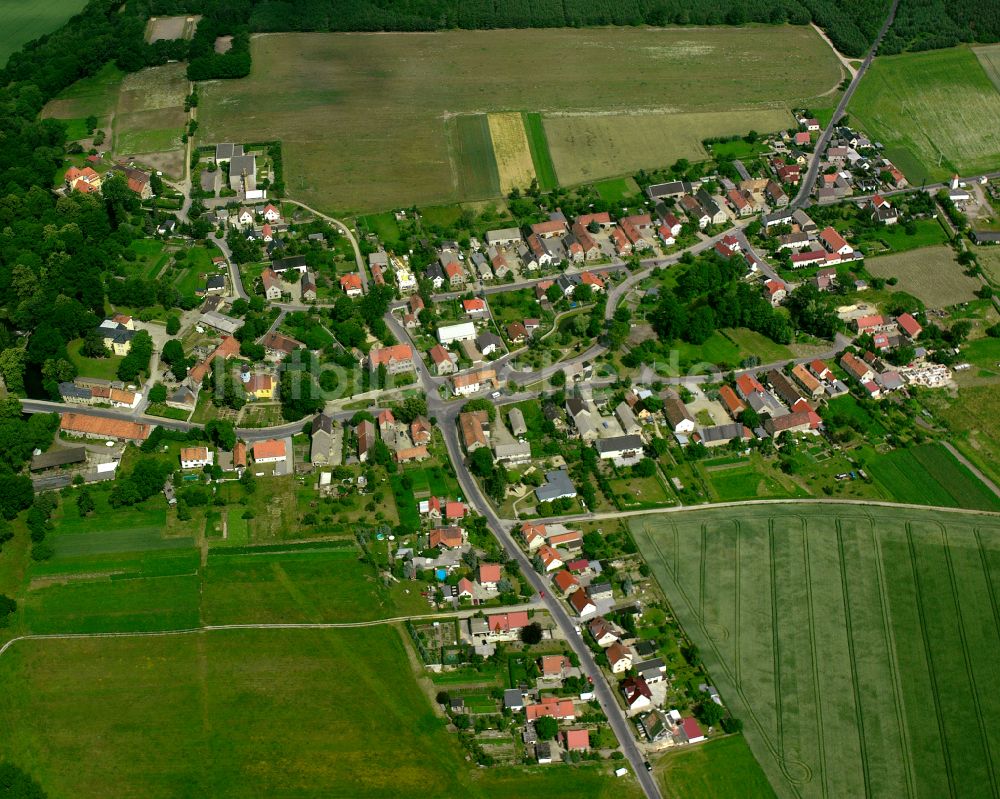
[594,435,645,467]
[180,446,213,469]
[607,643,633,674]
[438,321,477,346]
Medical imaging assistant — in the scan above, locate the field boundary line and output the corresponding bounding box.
[734,520,742,689]
[836,520,876,798]
[698,523,707,623]
[905,522,957,798]
[867,516,918,799]
[939,523,1000,798]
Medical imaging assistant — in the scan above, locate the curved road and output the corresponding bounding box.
[792,0,900,209]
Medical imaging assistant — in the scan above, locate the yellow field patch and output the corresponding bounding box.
[487,112,536,193]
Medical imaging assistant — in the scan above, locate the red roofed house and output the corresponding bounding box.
[429,344,456,376]
[855,314,891,334]
[444,261,465,286]
[580,271,605,291]
[568,588,597,618]
[718,385,745,419]
[537,545,564,572]
[819,226,852,256]
[479,563,502,590]
[262,204,282,222]
[794,131,811,146]
[252,439,287,464]
[563,729,590,751]
[340,273,363,297]
[368,343,414,375]
[64,166,103,193]
[841,352,875,384]
[897,312,922,339]
[764,278,787,305]
[552,570,580,595]
[530,219,568,239]
[607,641,633,673]
[540,654,571,678]
[261,267,283,300]
[445,501,465,520]
[810,359,832,380]
[790,249,828,268]
[526,696,576,721]
[735,373,765,400]
[661,213,683,237]
[463,298,487,317]
[429,526,464,549]
[575,212,613,229]
[681,717,705,744]
[487,611,530,636]
[621,677,653,714]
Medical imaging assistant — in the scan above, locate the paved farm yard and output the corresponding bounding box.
[0,629,642,798]
[863,245,982,306]
[850,46,1000,184]
[633,504,1000,799]
[198,26,841,213]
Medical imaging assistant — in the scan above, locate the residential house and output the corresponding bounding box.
[537,545,564,572]
[429,344,457,375]
[695,190,728,225]
[663,395,696,434]
[228,154,256,192]
[340,273,363,297]
[791,363,823,397]
[681,717,706,744]
[694,423,752,448]
[525,697,576,722]
[310,413,335,464]
[615,401,642,436]
[463,298,488,318]
[261,268,283,300]
[459,410,489,452]
[607,642,633,673]
[588,617,619,647]
[568,588,597,617]
[485,228,523,247]
[621,677,653,714]
[897,312,922,339]
[64,166,103,193]
[636,658,667,685]
[535,469,577,504]
[530,219,568,239]
[764,278,787,305]
[680,195,711,229]
[429,526,464,549]
[252,439,286,464]
[261,331,302,360]
[246,374,274,400]
[479,563,502,591]
[718,385,745,419]
[841,352,875,383]
[300,271,317,301]
[357,419,376,462]
[595,434,644,467]
[562,729,590,752]
[735,374,766,401]
[509,408,527,436]
[452,368,496,397]
[368,343,415,375]
[444,261,465,287]
[180,446,213,469]
[553,570,580,596]
[765,181,788,207]
[506,322,528,343]
[819,226,853,256]
[646,180,695,200]
[767,368,803,407]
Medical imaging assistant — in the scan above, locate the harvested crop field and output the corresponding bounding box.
[198,26,840,213]
[488,112,536,193]
[975,44,1000,93]
[634,503,1000,799]
[448,115,501,200]
[851,47,1000,184]
[546,109,794,185]
[864,245,982,306]
[113,63,189,177]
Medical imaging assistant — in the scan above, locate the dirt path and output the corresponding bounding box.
[811,23,858,79]
[942,442,1000,499]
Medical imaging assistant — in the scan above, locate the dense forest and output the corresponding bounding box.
[134,0,1000,59]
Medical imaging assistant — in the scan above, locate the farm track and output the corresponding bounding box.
[800,518,829,797]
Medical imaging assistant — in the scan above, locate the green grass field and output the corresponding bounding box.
[66,338,124,381]
[633,503,1000,799]
[41,62,124,120]
[198,26,838,213]
[0,628,642,798]
[866,442,1000,511]
[522,111,558,191]
[850,46,1000,183]
[658,735,776,799]
[863,246,981,306]
[593,177,639,204]
[0,0,88,67]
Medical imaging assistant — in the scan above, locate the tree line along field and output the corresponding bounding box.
[197,25,842,213]
[850,46,1000,184]
[0,0,88,67]
[632,504,1000,799]
[0,628,642,798]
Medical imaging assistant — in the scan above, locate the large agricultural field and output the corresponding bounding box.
[850,46,1000,184]
[863,245,983,306]
[657,735,776,799]
[197,26,842,213]
[0,0,88,67]
[0,628,640,798]
[633,503,1000,799]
